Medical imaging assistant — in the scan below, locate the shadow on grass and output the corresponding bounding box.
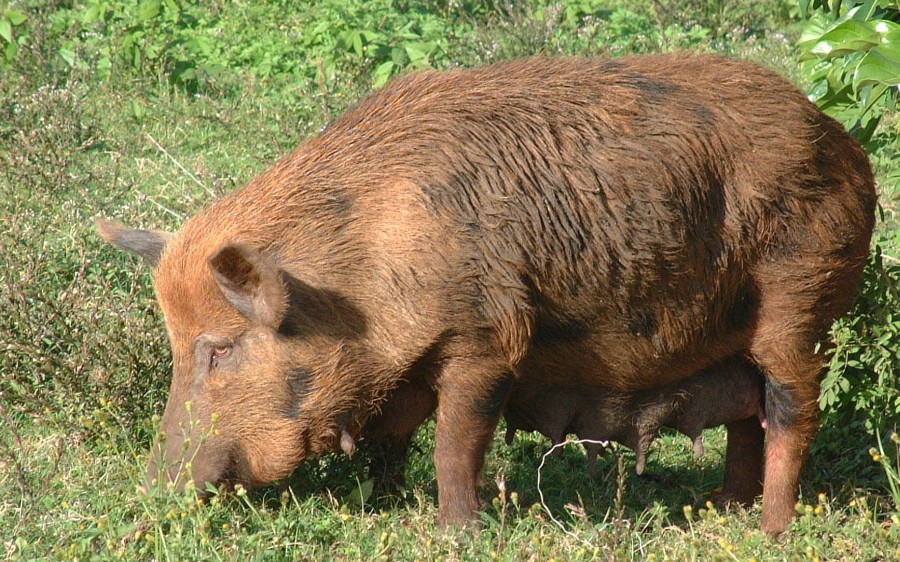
[239,417,892,532]
[495,429,728,529]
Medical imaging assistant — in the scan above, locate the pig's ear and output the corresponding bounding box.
[209,244,286,327]
[96,219,173,268]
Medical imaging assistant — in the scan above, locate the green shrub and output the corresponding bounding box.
[481,1,718,60]
[820,243,900,432]
[798,0,900,144]
[797,1,900,438]
[20,0,481,92]
[0,6,27,65]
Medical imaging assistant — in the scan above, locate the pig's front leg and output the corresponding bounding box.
[433,353,513,527]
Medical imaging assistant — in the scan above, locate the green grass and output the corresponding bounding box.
[2,1,899,560]
[5,417,900,560]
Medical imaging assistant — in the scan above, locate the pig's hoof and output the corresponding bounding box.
[711,486,760,509]
[436,513,483,531]
[436,501,485,530]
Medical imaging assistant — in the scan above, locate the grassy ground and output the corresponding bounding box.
[2,1,899,560]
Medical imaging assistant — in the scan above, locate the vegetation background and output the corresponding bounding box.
[1,0,898,560]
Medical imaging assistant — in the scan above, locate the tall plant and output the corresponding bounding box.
[798,0,899,144]
[800,3,900,498]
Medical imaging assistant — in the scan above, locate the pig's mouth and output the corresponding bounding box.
[203,456,241,496]
[141,434,238,497]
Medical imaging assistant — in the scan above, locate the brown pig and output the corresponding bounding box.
[98,54,875,535]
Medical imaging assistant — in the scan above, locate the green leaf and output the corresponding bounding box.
[185,35,212,57]
[131,99,144,120]
[807,79,830,103]
[0,18,12,44]
[342,478,374,508]
[8,379,26,396]
[848,0,879,21]
[480,512,500,527]
[852,110,882,144]
[59,48,76,67]
[139,0,162,22]
[84,4,101,23]
[360,30,381,44]
[5,10,26,26]
[809,20,882,58]
[97,55,111,79]
[817,82,854,111]
[4,40,16,62]
[798,13,831,47]
[802,57,834,82]
[853,49,900,89]
[338,30,364,57]
[374,60,394,86]
[873,20,900,35]
[877,27,900,55]
[856,82,890,128]
[403,41,433,65]
[390,46,408,65]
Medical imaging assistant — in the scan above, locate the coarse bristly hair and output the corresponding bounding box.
[99,53,876,536]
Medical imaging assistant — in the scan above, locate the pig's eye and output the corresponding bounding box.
[210,345,233,369]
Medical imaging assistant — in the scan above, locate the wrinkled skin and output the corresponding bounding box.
[98,54,875,536]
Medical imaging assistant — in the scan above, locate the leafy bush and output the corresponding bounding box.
[797,1,900,439]
[481,1,722,60]
[8,1,797,93]
[820,244,900,432]
[0,6,27,65]
[0,78,170,439]
[798,0,900,143]
[14,0,481,92]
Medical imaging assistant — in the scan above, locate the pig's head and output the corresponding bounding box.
[97,219,372,495]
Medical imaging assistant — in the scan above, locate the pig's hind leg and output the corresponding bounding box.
[750,248,868,534]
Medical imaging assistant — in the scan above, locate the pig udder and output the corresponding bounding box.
[503,358,764,475]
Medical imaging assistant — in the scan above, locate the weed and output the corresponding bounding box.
[872,429,900,510]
